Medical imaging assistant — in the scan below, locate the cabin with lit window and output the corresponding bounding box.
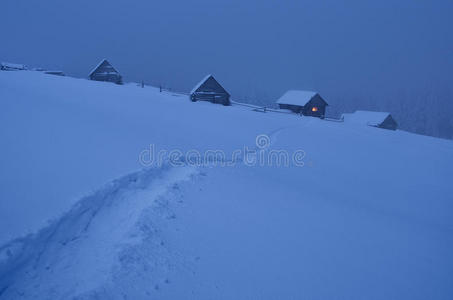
[190,74,231,106]
[276,90,328,118]
[341,111,398,130]
[89,59,122,84]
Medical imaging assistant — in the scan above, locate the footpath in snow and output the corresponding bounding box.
[0,164,198,299]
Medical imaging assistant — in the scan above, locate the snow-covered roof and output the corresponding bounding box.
[1,62,27,70]
[190,74,213,95]
[276,90,318,106]
[342,110,391,126]
[89,59,119,77]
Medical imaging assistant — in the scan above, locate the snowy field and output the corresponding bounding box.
[0,71,452,299]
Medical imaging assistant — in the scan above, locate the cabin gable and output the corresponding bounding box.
[89,59,122,85]
[303,94,328,117]
[192,76,229,96]
[379,115,398,130]
[190,75,230,106]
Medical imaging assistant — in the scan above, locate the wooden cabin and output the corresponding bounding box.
[89,59,122,84]
[1,62,27,71]
[190,75,230,106]
[276,90,328,118]
[341,111,398,130]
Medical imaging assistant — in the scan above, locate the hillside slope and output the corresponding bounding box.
[0,71,452,299]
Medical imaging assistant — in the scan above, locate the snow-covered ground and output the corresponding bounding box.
[0,71,452,299]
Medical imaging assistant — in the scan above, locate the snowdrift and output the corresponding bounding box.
[0,71,452,299]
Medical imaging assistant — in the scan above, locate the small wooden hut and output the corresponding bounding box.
[342,111,398,130]
[190,75,230,106]
[1,62,27,71]
[276,90,328,118]
[89,59,122,84]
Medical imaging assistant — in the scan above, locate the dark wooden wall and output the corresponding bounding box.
[279,95,327,118]
[379,115,398,130]
[191,76,230,106]
[90,61,122,84]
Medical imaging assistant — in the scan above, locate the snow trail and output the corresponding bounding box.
[0,164,198,299]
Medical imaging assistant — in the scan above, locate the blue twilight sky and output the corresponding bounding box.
[1,0,452,101]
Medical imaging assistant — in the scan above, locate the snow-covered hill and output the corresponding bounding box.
[0,71,452,299]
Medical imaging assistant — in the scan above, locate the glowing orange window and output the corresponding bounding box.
[312,107,318,112]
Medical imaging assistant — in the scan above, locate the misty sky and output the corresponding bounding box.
[2,0,453,102]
